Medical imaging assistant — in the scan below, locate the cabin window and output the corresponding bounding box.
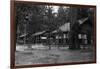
[78,34,87,39]
[78,34,87,44]
[63,34,66,38]
[41,37,47,39]
[81,34,87,39]
[78,34,82,39]
[56,35,59,39]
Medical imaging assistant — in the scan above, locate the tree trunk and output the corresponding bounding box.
[69,7,80,49]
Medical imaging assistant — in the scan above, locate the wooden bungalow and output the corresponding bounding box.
[16,31,46,44]
[78,17,93,45]
[45,22,70,46]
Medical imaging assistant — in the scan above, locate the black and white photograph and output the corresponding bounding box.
[13,1,96,67]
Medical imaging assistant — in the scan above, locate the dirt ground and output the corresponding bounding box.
[15,45,94,66]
